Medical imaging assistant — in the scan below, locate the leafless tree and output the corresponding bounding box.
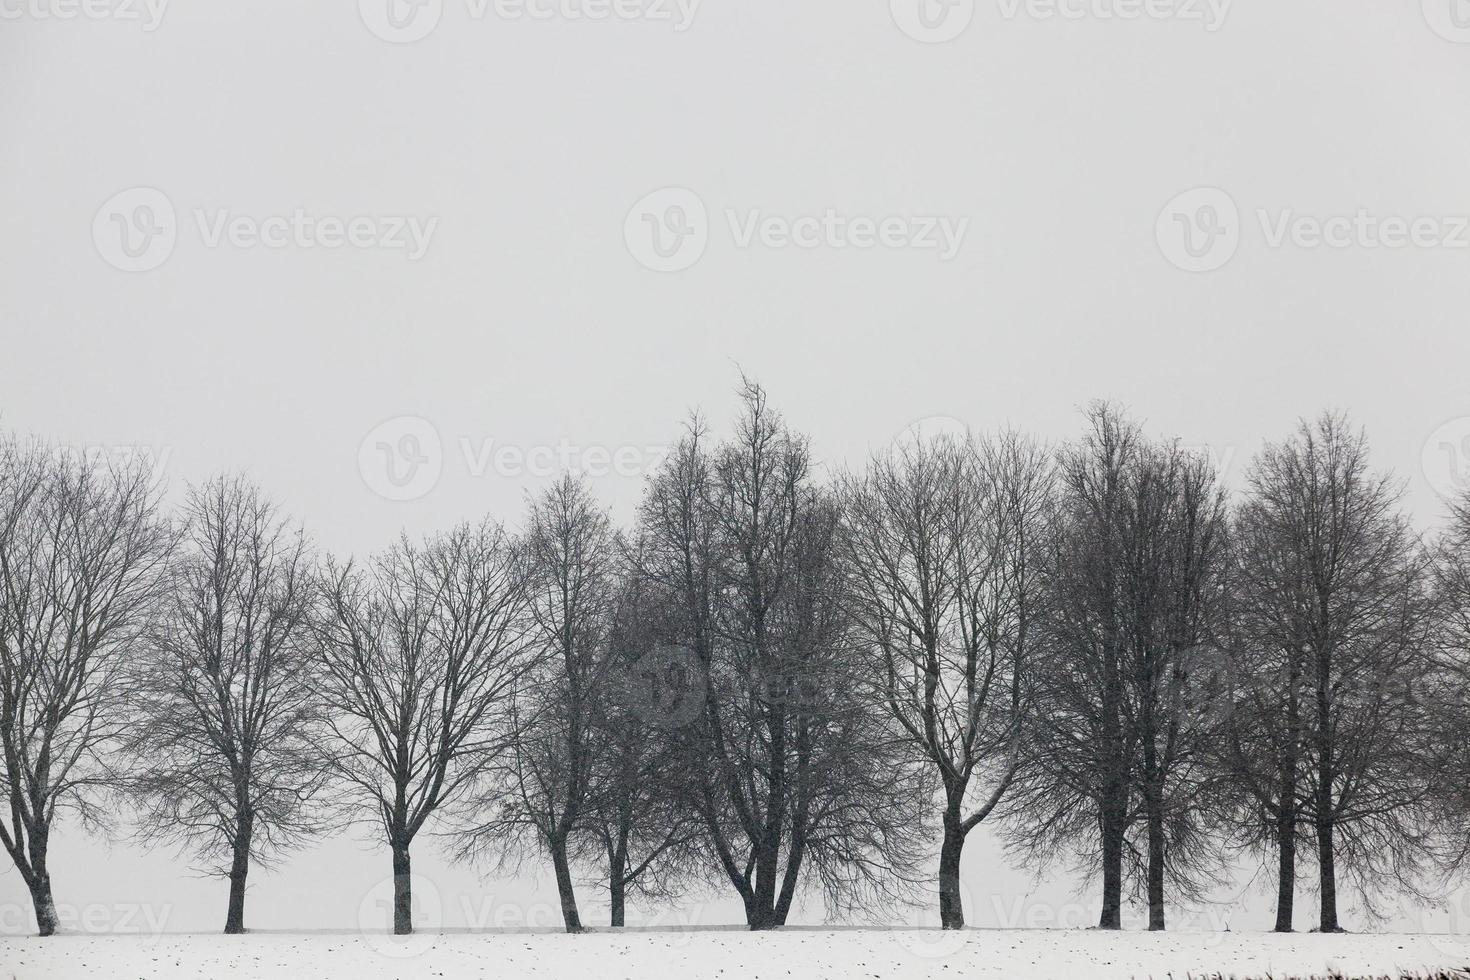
[125,474,327,934]
[312,521,533,935]
[634,382,925,929]
[579,559,702,926]
[1006,404,1230,930]
[1430,485,1470,873]
[1223,414,1438,931]
[0,440,173,935]
[839,430,1051,929]
[453,476,615,933]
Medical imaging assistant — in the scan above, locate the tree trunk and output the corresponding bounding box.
[609,840,627,928]
[224,814,253,934]
[1099,799,1125,930]
[27,870,59,937]
[938,819,966,930]
[392,842,413,936]
[224,846,249,934]
[1276,659,1302,933]
[1274,800,1296,932]
[549,836,583,933]
[1146,798,1165,931]
[1316,815,1340,932]
[610,876,625,928]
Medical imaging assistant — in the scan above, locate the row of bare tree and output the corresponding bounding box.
[3,385,1470,938]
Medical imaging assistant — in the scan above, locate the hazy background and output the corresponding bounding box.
[2,0,1469,939]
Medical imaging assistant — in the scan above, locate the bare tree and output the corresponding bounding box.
[313,521,532,935]
[454,476,615,933]
[0,441,173,935]
[125,474,326,934]
[634,382,925,929]
[1223,414,1438,931]
[839,430,1051,929]
[580,559,701,927]
[1006,404,1229,930]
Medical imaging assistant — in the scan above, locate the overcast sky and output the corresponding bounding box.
[3,0,1470,941]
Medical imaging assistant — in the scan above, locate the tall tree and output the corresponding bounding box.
[1007,404,1229,930]
[0,441,173,935]
[581,560,701,927]
[635,383,924,929]
[126,475,326,934]
[313,521,532,935]
[840,430,1050,929]
[1224,414,1437,931]
[455,476,616,933]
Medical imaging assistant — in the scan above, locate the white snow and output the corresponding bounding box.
[2,928,1468,979]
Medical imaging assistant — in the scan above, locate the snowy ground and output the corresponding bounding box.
[2,928,1469,979]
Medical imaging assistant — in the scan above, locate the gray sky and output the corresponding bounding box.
[2,0,1470,938]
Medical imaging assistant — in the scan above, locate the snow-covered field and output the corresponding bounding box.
[2,928,1468,979]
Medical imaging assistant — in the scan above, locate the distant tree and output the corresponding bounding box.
[313,522,532,935]
[839,430,1051,930]
[1222,415,1438,931]
[126,475,326,934]
[1431,486,1470,869]
[0,441,173,936]
[454,476,615,933]
[1006,404,1230,930]
[579,560,702,927]
[634,383,926,929]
